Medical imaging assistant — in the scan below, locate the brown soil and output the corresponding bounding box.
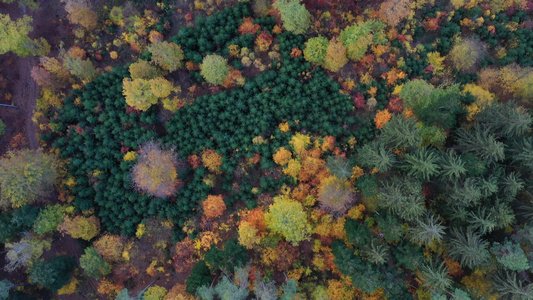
[0,0,68,155]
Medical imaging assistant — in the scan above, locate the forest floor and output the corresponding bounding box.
[0,0,68,154]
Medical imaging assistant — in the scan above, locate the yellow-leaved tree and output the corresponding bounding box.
[0,13,50,57]
[59,215,100,241]
[0,149,58,209]
[123,78,158,111]
[323,37,348,72]
[62,0,98,30]
[265,195,312,245]
[148,41,185,72]
[132,141,179,198]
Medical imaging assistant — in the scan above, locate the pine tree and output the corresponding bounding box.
[476,101,532,138]
[361,240,389,265]
[493,271,533,299]
[356,140,395,173]
[509,137,533,169]
[501,172,524,198]
[455,125,505,163]
[440,151,466,181]
[402,147,440,181]
[378,176,425,221]
[409,212,445,247]
[418,260,453,293]
[447,227,490,269]
[467,207,497,235]
[380,114,421,149]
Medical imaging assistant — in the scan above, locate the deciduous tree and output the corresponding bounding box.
[273,0,310,34]
[0,149,57,209]
[449,38,486,72]
[62,0,98,30]
[200,55,230,85]
[5,233,51,272]
[59,215,100,241]
[323,37,348,72]
[0,14,50,56]
[147,42,184,72]
[265,195,312,245]
[80,247,111,278]
[132,141,179,198]
[202,195,226,219]
[123,78,158,111]
[303,36,329,65]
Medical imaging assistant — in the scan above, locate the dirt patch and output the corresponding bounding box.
[0,0,68,155]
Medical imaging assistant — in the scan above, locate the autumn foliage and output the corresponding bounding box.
[132,141,179,198]
[59,215,100,241]
[202,195,226,219]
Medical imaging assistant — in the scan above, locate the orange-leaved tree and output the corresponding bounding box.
[374,109,392,129]
[202,195,226,219]
[131,141,179,198]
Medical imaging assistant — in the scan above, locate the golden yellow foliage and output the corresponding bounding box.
[149,77,174,98]
[462,83,496,120]
[323,37,349,72]
[279,122,290,132]
[283,159,302,178]
[290,133,311,155]
[57,278,78,295]
[165,284,195,300]
[426,52,445,73]
[201,149,223,174]
[123,78,158,111]
[327,279,357,300]
[265,195,312,245]
[461,269,499,300]
[238,221,262,249]
[123,151,136,161]
[93,234,124,262]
